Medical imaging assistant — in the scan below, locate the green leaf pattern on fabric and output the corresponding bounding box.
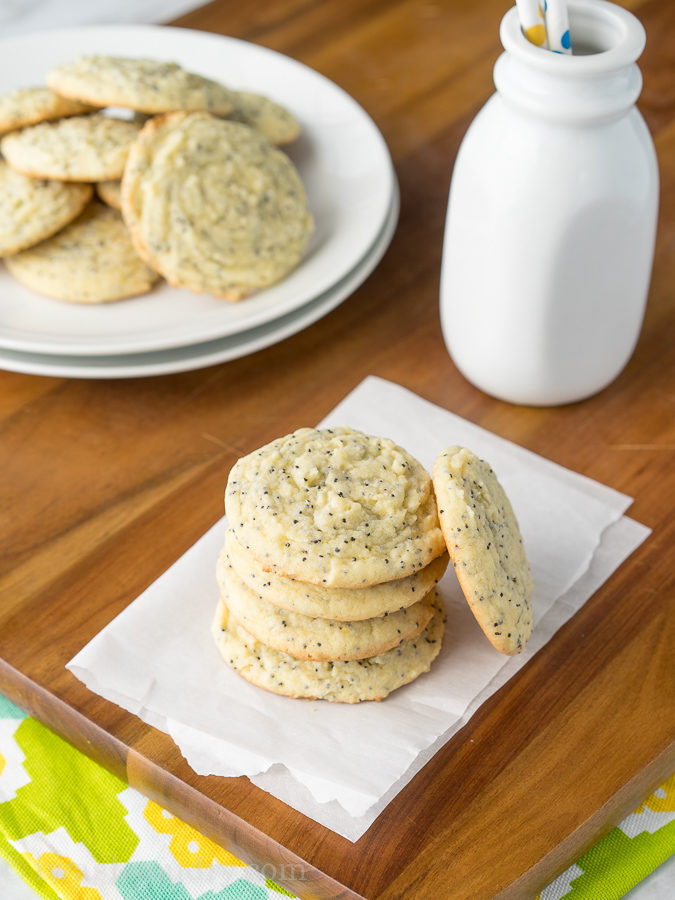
[0,694,672,900]
[538,774,675,900]
[0,718,137,864]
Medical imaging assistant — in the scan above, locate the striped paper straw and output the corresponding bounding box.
[544,0,572,53]
[515,0,548,48]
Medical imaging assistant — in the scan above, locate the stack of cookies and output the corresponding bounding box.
[214,426,450,703]
[214,426,535,703]
[0,55,313,304]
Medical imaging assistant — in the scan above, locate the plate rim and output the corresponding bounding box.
[0,181,399,378]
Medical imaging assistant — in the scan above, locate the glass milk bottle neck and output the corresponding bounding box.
[494,0,646,123]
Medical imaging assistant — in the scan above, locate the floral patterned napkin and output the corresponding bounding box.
[0,693,673,899]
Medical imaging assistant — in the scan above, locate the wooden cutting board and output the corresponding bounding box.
[1,1,674,897]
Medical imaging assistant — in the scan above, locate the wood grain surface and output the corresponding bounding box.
[1,1,674,898]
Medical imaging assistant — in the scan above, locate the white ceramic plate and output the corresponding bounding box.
[0,25,395,355]
[0,182,399,378]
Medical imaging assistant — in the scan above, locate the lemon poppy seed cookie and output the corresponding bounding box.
[212,592,445,702]
[95,179,122,210]
[0,87,98,136]
[432,446,533,655]
[225,426,446,589]
[0,114,143,182]
[225,90,300,145]
[217,548,435,661]
[47,55,234,115]
[121,112,313,300]
[225,528,448,620]
[0,161,92,256]
[5,202,160,304]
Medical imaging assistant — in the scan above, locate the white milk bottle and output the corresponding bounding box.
[439,0,659,405]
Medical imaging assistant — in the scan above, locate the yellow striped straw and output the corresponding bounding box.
[515,0,549,47]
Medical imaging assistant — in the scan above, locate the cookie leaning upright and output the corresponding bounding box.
[226,426,447,589]
[121,112,314,300]
[432,446,533,655]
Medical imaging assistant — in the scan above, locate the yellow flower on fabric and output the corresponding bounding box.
[24,852,104,900]
[636,773,675,815]
[0,749,5,776]
[143,800,246,869]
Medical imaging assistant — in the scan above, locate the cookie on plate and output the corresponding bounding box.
[47,55,234,115]
[225,528,448,620]
[217,547,435,661]
[0,160,92,256]
[95,179,121,209]
[122,112,314,300]
[431,446,533,655]
[0,114,143,182]
[225,90,300,145]
[4,201,160,304]
[0,86,98,136]
[225,426,446,589]
[212,592,445,702]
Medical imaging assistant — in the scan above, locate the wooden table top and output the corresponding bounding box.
[1,1,674,898]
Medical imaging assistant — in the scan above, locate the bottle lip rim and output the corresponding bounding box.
[500,0,646,75]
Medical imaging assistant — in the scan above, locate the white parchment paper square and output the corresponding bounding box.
[68,377,650,840]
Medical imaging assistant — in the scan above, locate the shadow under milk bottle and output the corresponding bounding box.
[439,0,659,406]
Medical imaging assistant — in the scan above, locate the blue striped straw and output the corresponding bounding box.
[543,0,572,53]
[515,0,549,47]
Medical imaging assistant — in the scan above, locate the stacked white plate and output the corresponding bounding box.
[0,25,398,378]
